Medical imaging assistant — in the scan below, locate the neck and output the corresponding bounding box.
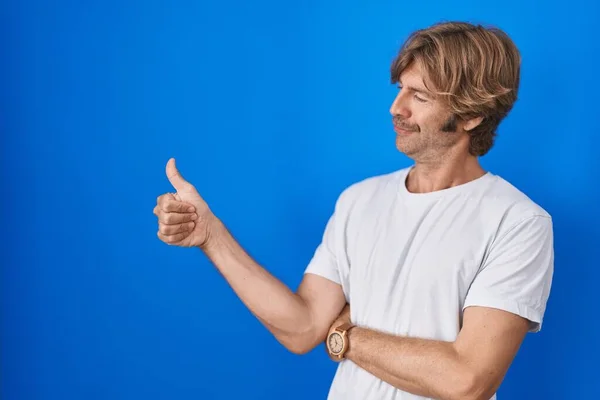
[406,155,486,194]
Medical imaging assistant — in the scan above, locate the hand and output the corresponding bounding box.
[154,158,217,248]
[326,303,351,338]
[331,303,351,329]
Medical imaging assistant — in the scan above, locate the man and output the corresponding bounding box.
[153,21,554,400]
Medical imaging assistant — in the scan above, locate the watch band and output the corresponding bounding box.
[335,322,355,334]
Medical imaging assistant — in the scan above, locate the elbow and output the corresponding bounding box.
[273,307,321,355]
[286,341,313,355]
[449,371,496,400]
[277,327,317,355]
[282,334,316,355]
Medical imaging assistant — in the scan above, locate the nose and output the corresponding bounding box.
[389,90,411,119]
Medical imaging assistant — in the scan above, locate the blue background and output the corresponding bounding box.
[2,0,599,399]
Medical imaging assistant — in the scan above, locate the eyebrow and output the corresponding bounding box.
[398,80,433,97]
[408,86,430,94]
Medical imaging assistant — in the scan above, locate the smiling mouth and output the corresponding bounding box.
[394,125,415,135]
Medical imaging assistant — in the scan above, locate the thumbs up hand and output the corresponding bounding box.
[154,158,216,248]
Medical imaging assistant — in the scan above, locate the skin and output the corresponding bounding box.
[154,158,347,354]
[391,61,487,193]
[153,60,530,400]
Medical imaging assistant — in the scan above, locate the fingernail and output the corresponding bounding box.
[191,213,198,220]
[187,207,195,212]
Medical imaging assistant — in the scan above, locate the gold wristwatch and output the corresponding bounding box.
[326,322,355,361]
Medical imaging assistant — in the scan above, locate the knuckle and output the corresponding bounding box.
[169,202,182,214]
[158,231,170,243]
[163,213,175,224]
[161,198,175,211]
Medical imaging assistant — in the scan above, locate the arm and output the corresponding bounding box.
[340,306,529,400]
[156,158,348,354]
[332,214,553,400]
[202,218,347,354]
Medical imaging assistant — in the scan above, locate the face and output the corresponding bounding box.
[328,332,343,354]
[390,61,471,161]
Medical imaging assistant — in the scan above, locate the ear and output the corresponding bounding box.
[463,116,484,132]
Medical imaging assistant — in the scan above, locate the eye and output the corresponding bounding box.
[414,94,427,103]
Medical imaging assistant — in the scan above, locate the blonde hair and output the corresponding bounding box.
[391,21,521,156]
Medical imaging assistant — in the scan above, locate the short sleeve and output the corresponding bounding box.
[463,215,554,332]
[304,211,342,285]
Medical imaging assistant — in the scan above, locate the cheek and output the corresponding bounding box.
[415,105,450,132]
[412,109,435,131]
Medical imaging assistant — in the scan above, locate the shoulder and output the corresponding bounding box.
[486,175,551,216]
[482,174,553,241]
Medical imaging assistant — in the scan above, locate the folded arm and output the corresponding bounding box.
[340,214,553,399]
[341,306,530,400]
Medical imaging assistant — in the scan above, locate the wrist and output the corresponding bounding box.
[329,317,349,337]
[343,325,360,359]
[198,214,225,252]
[326,322,357,361]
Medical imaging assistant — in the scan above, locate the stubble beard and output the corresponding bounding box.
[395,115,462,162]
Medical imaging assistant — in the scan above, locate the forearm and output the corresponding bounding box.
[355,361,431,398]
[200,218,313,351]
[346,327,478,400]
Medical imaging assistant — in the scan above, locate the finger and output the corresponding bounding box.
[157,193,176,205]
[157,230,189,245]
[159,221,195,235]
[166,158,193,192]
[159,210,198,225]
[159,197,196,213]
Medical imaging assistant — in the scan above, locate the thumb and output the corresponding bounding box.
[166,158,192,192]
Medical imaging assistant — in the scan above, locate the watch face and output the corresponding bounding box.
[328,332,344,354]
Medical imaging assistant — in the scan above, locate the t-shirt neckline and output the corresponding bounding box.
[398,165,495,200]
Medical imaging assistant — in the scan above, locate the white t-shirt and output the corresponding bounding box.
[304,166,554,400]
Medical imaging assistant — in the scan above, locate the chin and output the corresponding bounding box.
[395,137,418,156]
[395,146,419,160]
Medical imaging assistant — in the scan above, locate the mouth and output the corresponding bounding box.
[394,125,415,135]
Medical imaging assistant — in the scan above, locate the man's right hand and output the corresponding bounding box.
[154,158,217,249]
